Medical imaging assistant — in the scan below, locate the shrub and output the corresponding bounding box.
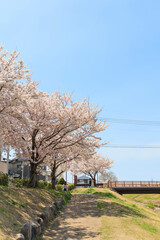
[12,178,23,188]
[55,184,64,191]
[22,179,29,187]
[36,180,48,189]
[47,182,52,189]
[68,183,74,191]
[12,178,29,188]
[0,172,8,186]
[57,178,66,185]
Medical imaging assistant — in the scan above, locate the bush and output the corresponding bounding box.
[47,182,52,189]
[55,184,64,191]
[36,180,48,189]
[12,178,54,189]
[22,179,29,187]
[57,178,66,185]
[12,178,29,188]
[0,172,8,186]
[12,178,23,188]
[68,183,74,191]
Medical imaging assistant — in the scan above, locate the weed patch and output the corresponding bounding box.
[97,200,106,209]
[94,191,117,199]
[145,203,155,209]
[83,188,96,194]
[135,220,158,233]
[97,199,145,218]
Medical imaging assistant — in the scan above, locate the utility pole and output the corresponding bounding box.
[0,145,2,162]
[66,161,68,185]
[6,145,9,174]
[21,162,24,179]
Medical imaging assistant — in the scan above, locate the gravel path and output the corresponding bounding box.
[42,194,102,240]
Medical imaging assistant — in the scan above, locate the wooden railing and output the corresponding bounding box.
[107,181,160,188]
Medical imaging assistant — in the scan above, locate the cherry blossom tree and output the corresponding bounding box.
[70,153,113,186]
[7,92,107,187]
[0,46,38,163]
[99,171,118,182]
[44,142,96,188]
[0,46,33,115]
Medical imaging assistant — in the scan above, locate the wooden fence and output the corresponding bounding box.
[107,181,160,188]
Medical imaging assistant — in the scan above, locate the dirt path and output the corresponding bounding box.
[42,194,102,240]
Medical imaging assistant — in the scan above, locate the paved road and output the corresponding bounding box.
[42,194,101,240]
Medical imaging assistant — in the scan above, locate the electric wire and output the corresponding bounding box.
[100,118,160,126]
[99,118,160,149]
[102,145,160,149]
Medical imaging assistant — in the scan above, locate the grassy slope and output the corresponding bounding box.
[72,188,160,240]
[0,186,66,240]
[124,194,160,209]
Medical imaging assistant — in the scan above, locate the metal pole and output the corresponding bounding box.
[7,145,9,174]
[66,161,67,185]
[21,163,24,179]
[0,142,2,162]
[66,170,67,185]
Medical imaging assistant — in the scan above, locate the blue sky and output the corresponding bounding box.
[1,0,160,181]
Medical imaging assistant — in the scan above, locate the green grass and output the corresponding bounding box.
[97,199,106,209]
[63,192,72,205]
[94,191,117,199]
[97,198,145,218]
[145,203,155,209]
[124,194,160,206]
[83,188,96,194]
[72,187,117,199]
[135,221,157,233]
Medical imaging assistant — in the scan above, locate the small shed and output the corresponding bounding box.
[77,175,91,185]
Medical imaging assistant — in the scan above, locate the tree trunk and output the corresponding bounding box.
[51,166,56,189]
[28,163,37,188]
[93,176,96,187]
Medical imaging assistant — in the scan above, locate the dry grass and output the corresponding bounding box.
[124,194,160,206]
[0,186,65,240]
[72,188,160,240]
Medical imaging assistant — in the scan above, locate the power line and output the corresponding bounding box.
[101,118,160,126]
[102,145,160,148]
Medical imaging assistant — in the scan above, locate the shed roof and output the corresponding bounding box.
[77,175,90,180]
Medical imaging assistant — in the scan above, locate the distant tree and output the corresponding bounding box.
[45,141,96,189]
[99,171,118,182]
[70,154,113,186]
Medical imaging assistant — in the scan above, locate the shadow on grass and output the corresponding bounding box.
[98,200,145,218]
[0,187,69,238]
